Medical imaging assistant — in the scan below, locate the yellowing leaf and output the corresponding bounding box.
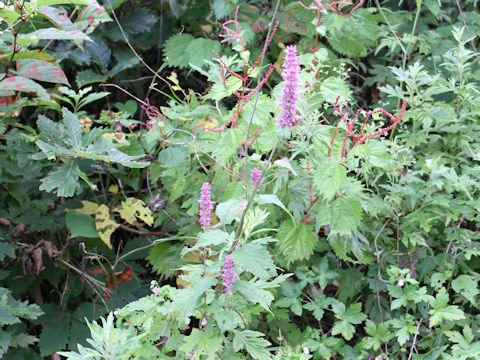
[108,185,119,194]
[71,201,99,215]
[95,204,119,249]
[113,198,153,226]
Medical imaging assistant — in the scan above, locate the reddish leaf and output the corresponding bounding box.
[15,59,69,85]
[0,76,48,97]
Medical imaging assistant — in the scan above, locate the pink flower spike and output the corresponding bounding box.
[251,167,262,187]
[198,182,214,230]
[221,254,238,294]
[276,45,301,128]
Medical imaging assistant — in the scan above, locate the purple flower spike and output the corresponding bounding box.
[221,254,238,294]
[277,45,300,128]
[198,182,214,230]
[251,167,262,187]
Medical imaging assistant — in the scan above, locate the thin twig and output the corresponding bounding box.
[119,223,173,237]
[101,83,149,106]
[408,318,423,360]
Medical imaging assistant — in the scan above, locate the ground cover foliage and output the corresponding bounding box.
[0,0,480,358]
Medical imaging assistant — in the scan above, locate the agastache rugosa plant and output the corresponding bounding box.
[329,95,408,158]
[251,167,262,187]
[277,45,301,128]
[221,254,238,294]
[198,182,214,230]
[206,6,279,132]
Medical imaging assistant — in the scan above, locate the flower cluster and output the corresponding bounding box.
[277,45,301,128]
[251,167,262,187]
[221,254,238,294]
[198,182,214,230]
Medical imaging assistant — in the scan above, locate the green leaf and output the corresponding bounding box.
[428,287,465,327]
[39,161,81,197]
[63,108,82,150]
[164,34,196,68]
[0,330,12,358]
[313,160,346,201]
[324,9,378,57]
[277,219,316,262]
[362,320,393,351]
[232,243,275,280]
[233,330,272,360]
[304,295,332,321]
[0,242,15,262]
[76,70,108,88]
[255,194,294,222]
[331,302,367,340]
[39,318,70,357]
[0,305,20,325]
[234,280,274,311]
[173,277,217,323]
[66,212,99,238]
[452,275,479,304]
[17,29,90,46]
[330,197,362,235]
[179,329,223,360]
[216,199,246,225]
[85,37,111,73]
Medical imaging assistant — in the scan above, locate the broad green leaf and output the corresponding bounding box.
[17,29,90,46]
[63,108,82,150]
[36,0,100,7]
[331,302,367,340]
[179,329,222,360]
[0,242,15,262]
[232,243,275,280]
[216,198,245,225]
[313,160,346,201]
[39,161,81,197]
[428,288,465,327]
[174,277,217,323]
[452,275,478,304]
[233,330,272,360]
[234,280,274,311]
[0,9,20,26]
[66,212,99,238]
[76,70,108,88]
[277,219,316,262]
[255,194,294,222]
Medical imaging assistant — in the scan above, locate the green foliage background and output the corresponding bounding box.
[1,0,480,359]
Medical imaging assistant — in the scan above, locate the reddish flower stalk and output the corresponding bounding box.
[330,95,407,158]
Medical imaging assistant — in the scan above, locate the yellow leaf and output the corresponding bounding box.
[108,185,119,194]
[113,198,153,226]
[95,205,119,249]
[71,201,99,215]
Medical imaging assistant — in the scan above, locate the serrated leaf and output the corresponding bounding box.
[164,34,195,68]
[331,302,367,340]
[39,161,81,197]
[0,305,20,325]
[76,70,107,88]
[0,242,15,262]
[173,277,217,323]
[428,288,465,327]
[179,329,223,360]
[234,280,274,311]
[256,194,294,222]
[17,28,90,45]
[233,330,271,360]
[232,243,275,280]
[216,198,245,225]
[0,76,48,97]
[313,160,346,201]
[277,219,316,262]
[14,59,69,85]
[62,108,82,150]
[39,317,70,356]
[324,9,377,57]
[85,38,111,73]
[452,275,478,304]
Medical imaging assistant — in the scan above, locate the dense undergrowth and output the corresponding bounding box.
[1,0,480,359]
